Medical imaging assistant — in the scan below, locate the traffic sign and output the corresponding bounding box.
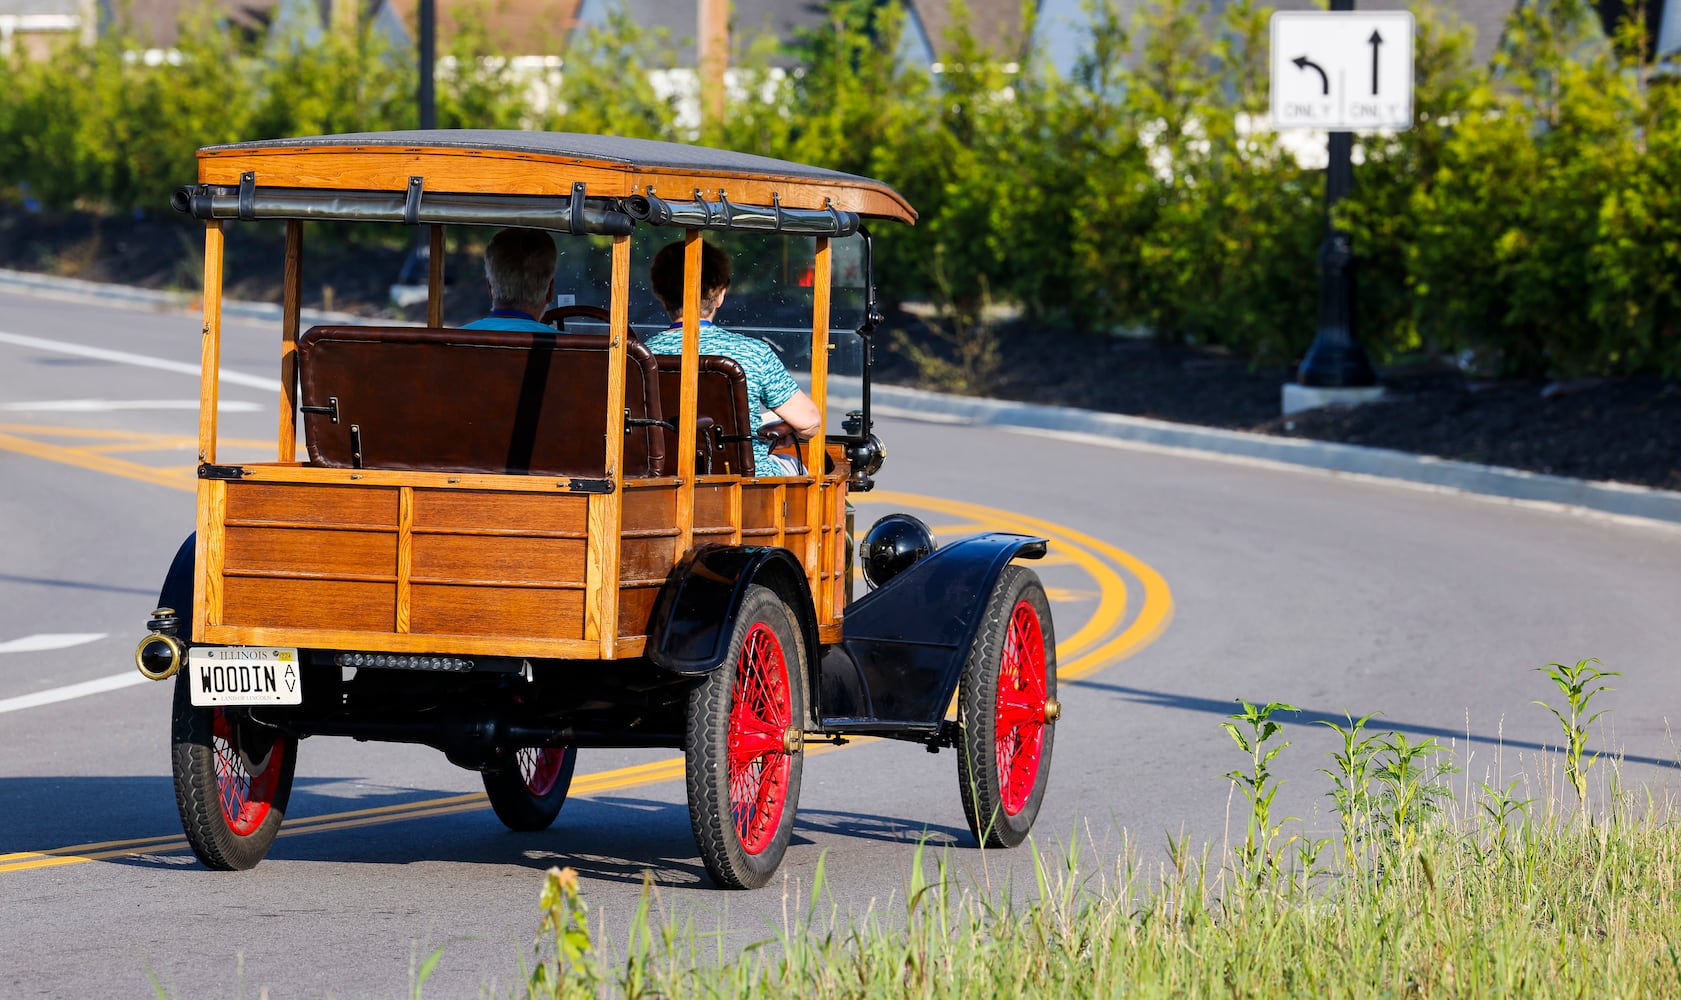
[1270,11,1415,131]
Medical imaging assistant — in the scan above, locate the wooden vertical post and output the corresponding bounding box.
[585,234,633,654]
[279,220,303,462]
[194,220,227,642]
[427,224,445,328]
[805,237,832,597]
[675,232,702,558]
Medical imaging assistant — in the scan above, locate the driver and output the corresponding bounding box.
[644,239,821,476]
[462,227,557,332]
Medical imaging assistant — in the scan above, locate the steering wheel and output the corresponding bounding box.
[540,304,612,330]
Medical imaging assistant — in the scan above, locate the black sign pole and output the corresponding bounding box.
[1296,0,1377,388]
[419,0,436,130]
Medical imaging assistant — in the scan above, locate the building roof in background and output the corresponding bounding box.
[377,0,578,52]
[103,0,278,47]
[905,0,1029,61]
[1,0,85,15]
[1263,0,1516,65]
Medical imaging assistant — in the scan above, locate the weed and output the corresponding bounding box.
[1534,657,1619,821]
[1221,698,1299,884]
[1319,711,1384,870]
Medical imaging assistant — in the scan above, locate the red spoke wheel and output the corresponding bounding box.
[956,564,1057,848]
[171,668,297,870]
[483,746,577,832]
[685,585,806,889]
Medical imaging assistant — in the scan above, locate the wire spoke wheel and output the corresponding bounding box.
[957,565,1057,848]
[172,669,297,870]
[686,585,805,889]
[484,746,577,832]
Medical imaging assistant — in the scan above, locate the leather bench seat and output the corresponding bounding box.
[297,325,667,478]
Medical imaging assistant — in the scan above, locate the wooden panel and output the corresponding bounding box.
[617,587,661,638]
[225,482,398,527]
[693,484,730,531]
[740,485,780,533]
[223,577,395,632]
[622,484,676,530]
[224,526,396,579]
[620,535,677,585]
[783,484,810,531]
[412,490,587,534]
[411,534,586,586]
[410,585,584,639]
[199,221,224,466]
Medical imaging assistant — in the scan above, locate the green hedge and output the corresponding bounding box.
[1,0,1676,377]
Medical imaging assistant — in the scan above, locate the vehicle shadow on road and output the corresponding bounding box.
[1066,679,1681,772]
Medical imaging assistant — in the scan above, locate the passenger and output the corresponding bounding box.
[644,239,821,476]
[462,227,557,332]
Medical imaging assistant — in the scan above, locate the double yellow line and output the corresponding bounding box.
[0,434,1173,875]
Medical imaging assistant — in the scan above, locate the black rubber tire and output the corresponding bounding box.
[482,747,577,831]
[685,584,806,889]
[171,669,298,870]
[956,564,1057,849]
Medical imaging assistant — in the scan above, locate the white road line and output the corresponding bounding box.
[0,329,275,391]
[0,672,148,715]
[0,633,108,654]
[1,400,260,412]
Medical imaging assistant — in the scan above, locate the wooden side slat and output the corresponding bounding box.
[411,490,587,533]
[410,585,585,639]
[223,577,394,632]
[225,482,399,526]
[588,234,632,654]
[413,534,587,586]
[224,525,396,578]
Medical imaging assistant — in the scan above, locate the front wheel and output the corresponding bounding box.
[483,747,577,831]
[956,564,1057,848]
[171,670,298,870]
[685,585,806,889]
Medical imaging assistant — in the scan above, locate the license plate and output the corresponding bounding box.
[187,647,302,706]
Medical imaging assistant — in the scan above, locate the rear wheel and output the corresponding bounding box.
[685,585,805,889]
[483,747,577,831]
[956,564,1057,848]
[171,670,297,870]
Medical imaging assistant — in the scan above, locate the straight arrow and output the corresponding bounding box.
[1369,30,1383,95]
[1292,55,1329,95]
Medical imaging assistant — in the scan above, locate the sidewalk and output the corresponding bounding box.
[7,266,1680,528]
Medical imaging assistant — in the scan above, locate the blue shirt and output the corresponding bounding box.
[461,310,554,333]
[643,320,802,476]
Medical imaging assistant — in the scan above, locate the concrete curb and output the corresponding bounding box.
[869,384,1681,527]
[5,266,1678,527]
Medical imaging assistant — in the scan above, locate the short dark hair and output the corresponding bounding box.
[649,239,731,313]
[483,228,557,309]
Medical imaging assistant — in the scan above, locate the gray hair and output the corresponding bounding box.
[483,228,557,310]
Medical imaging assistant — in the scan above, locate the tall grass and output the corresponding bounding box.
[510,658,1681,999]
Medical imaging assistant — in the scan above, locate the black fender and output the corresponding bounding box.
[819,532,1046,730]
[156,533,197,640]
[644,545,821,686]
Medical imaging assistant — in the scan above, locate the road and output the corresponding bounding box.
[3,288,1680,997]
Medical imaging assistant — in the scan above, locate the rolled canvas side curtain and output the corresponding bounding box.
[171,185,637,236]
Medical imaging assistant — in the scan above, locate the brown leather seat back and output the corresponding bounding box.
[297,325,666,478]
[655,354,756,476]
